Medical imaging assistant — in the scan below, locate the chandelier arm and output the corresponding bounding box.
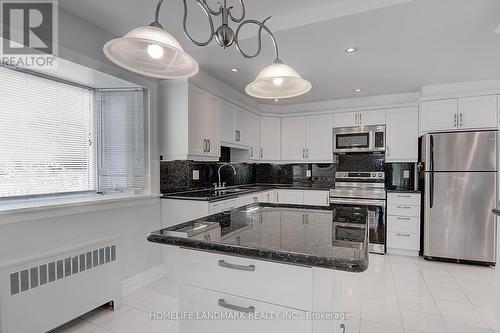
[182,0,215,47]
[228,0,246,23]
[154,0,165,24]
[234,17,279,61]
[202,0,223,15]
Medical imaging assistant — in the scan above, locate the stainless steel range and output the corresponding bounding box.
[330,171,386,254]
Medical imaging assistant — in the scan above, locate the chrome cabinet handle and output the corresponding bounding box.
[266,193,270,202]
[396,217,411,221]
[218,260,255,271]
[208,140,211,152]
[397,233,411,237]
[459,113,463,127]
[276,193,279,202]
[397,206,412,209]
[453,113,458,127]
[326,196,329,205]
[387,146,390,157]
[260,148,263,158]
[250,147,253,157]
[359,113,362,125]
[355,113,358,125]
[306,148,309,158]
[218,299,255,313]
[203,139,207,152]
[397,195,411,198]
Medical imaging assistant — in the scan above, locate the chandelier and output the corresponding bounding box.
[103,0,312,99]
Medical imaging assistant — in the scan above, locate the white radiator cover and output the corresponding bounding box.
[0,237,121,333]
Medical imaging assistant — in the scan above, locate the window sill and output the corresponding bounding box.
[0,193,161,225]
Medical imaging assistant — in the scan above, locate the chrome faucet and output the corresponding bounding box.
[214,163,237,190]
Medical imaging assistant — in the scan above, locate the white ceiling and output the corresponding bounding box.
[60,0,500,105]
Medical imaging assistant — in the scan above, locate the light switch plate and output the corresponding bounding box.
[306,170,312,178]
[192,170,199,180]
[403,170,410,179]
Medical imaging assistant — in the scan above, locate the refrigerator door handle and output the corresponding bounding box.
[430,134,434,209]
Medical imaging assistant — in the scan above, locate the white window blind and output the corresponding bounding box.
[0,67,95,198]
[97,89,145,193]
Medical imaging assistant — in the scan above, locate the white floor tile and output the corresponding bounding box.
[132,293,179,313]
[361,301,402,327]
[423,275,459,289]
[476,306,500,329]
[338,296,363,319]
[443,317,492,333]
[101,307,150,333]
[397,295,439,315]
[359,320,403,333]
[122,288,158,306]
[82,305,133,326]
[144,277,179,298]
[454,278,493,293]
[435,300,484,323]
[50,319,104,333]
[395,280,432,298]
[463,289,496,307]
[135,319,179,333]
[400,309,447,333]
[428,286,470,304]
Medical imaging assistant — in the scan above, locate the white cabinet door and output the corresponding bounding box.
[359,109,386,126]
[303,191,330,206]
[386,107,418,162]
[280,211,306,251]
[305,212,333,250]
[306,114,333,161]
[333,112,357,128]
[276,190,304,205]
[188,85,208,157]
[260,117,281,160]
[458,95,497,130]
[220,101,236,144]
[235,106,249,146]
[204,93,220,157]
[281,117,307,161]
[420,99,458,132]
[246,111,261,159]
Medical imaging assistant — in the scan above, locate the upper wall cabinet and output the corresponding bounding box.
[333,110,386,128]
[158,82,220,161]
[386,107,419,162]
[219,101,260,157]
[420,95,497,133]
[281,114,333,162]
[260,117,280,161]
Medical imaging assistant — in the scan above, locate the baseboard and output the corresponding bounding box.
[387,248,420,257]
[121,264,165,296]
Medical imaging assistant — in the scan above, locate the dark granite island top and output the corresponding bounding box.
[147,203,369,272]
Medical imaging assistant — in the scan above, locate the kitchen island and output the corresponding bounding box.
[148,203,369,333]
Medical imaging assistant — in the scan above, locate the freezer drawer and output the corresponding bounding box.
[424,171,496,263]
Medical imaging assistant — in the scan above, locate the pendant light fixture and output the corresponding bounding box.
[103,0,311,99]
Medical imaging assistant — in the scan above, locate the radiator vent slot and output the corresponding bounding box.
[10,245,116,296]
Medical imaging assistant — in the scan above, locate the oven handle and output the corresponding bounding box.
[330,198,386,207]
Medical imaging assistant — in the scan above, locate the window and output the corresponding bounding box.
[0,67,145,199]
[0,67,95,198]
[96,90,145,192]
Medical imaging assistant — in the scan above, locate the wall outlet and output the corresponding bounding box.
[403,170,410,179]
[192,170,199,180]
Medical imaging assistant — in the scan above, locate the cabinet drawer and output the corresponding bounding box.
[179,249,312,311]
[387,193,421,206]
[276,190,304,205]
[388,232,420,251]
[387,204,420,217]
[303,190,330,206]
[180,284,311,333]
[210,199,239,214]
[387,216,420,234]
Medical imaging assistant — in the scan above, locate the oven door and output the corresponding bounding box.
[330,197,386,254]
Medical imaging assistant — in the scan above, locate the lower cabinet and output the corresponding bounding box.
[276,190,304,205]
[304,190,330,206]
[386,192,421,256]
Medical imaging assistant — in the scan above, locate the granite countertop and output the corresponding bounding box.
[162,183,333,202]
[147,203,369,272]
[492,209,500,217]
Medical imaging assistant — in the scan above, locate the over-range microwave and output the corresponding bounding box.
[333,125,385,153]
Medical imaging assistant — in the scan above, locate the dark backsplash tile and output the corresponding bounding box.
[161,161,335,193]
[336,153,385,172]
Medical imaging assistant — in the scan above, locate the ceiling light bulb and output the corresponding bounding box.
[147,44,164,59]
[345,47,358,53]
[274,99,279,102]
[273,78,284,86]
[355,88,363,92]
[231,68,238,72]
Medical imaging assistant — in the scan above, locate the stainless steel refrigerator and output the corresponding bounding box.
[420,131,497,265]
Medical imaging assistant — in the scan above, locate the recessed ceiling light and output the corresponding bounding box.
[274,99,279,102]
[231,68,238,72]
[345,47,358,53]
[354,88,363,92]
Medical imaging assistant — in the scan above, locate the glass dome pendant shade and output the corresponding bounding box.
[103,23,199,79]
[245,59,312,99]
